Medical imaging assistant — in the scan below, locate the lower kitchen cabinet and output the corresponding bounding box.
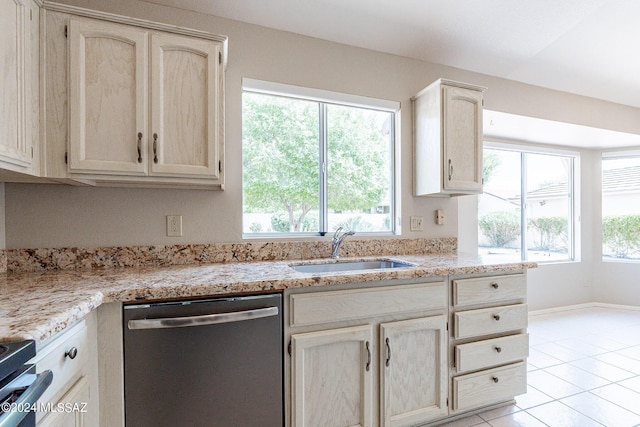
[285,281,447,427]
[290,315,448,427]
[291,325,374,427]
[38,376,91,427]
[380,316,448,427]
[286,271,530,427]
[32,311,99,427]
[450,273,529,414]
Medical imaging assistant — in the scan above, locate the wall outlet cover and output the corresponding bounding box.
[167,215,183,237]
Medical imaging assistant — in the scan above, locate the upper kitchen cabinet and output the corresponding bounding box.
[149,32,221,178]
[42,7,226,189]
[413,79,485,196]
[68,18,148,176]
[0,0,40,178]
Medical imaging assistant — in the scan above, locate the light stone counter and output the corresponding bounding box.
[0,252,535,345]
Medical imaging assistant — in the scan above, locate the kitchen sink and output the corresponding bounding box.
[290,259,415,273]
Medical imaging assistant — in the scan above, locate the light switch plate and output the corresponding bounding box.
[410,216,424,231]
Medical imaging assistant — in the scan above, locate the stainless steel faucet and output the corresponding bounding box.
[331,227,355,258]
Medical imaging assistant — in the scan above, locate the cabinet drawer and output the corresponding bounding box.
[452,362,526,412]
[289,282,445,327]
[455,334,529,373]
[453,274,526,307]
[31,321,88,406]
[454,304,527,339]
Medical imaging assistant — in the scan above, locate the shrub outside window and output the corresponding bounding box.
[479,144,576,263]
[242,80,397,236]
[602,154,640,261]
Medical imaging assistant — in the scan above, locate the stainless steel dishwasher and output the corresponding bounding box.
[123,293,283,427]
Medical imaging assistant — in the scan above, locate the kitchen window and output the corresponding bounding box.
[602,152,640,261]
[242,79,398,236]
[479,144,577,263]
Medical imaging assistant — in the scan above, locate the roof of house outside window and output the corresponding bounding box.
[503,166,640,200]
[602,166,640,193]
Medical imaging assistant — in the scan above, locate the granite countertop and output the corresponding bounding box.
[0,253,536,344]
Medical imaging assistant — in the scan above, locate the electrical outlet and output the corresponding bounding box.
[410,216,424,232]
[167,215,183,237]
[435,209,446,225]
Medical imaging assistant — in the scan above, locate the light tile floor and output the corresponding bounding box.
[442,306,640,427]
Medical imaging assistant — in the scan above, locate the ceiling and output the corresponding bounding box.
[142,0,640,109]
[484,110,640,149]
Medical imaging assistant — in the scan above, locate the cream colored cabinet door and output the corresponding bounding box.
[291,325,374,427]
[149,32,222,178]
[379,315,448,427]
[442,85,483,193]
[38,376,90,427]
[0,0,32,169]
[413,79,484,196]
[68,18,148,175]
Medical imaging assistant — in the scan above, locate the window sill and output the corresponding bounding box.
[242,231,397,240]
[602,258,640,264]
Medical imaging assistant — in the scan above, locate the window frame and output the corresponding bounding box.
[481,141,580,264]
[241,78,400,238]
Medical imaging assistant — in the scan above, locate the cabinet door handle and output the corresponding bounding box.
[448,159,453,180]
[385,337,391,367]
[493,314,501,321]
[491,282,499,289]
[492,376,499,383]
[153,133,159,164]
[494,346,502,353]
[65,347,78,360]
[137,132,143,163]
[365,341,371,372]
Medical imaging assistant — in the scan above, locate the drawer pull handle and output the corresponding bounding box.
[65,347,78,360]
[493,314,501,321]
[365,341,371,372]
[491,282,499,289]
[492,376,499,383]
[494,346,502,353]
[385,338,391,367]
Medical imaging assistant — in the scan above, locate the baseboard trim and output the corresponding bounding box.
[530,302,640,316]
[590,302,640,311]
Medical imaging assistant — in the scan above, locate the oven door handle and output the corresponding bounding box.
[0,370,53,427]
[127,306,279,330]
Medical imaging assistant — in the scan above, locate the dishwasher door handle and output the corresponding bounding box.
[127,306,279,330]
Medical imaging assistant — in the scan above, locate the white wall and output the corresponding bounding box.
[4,0,640,308]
